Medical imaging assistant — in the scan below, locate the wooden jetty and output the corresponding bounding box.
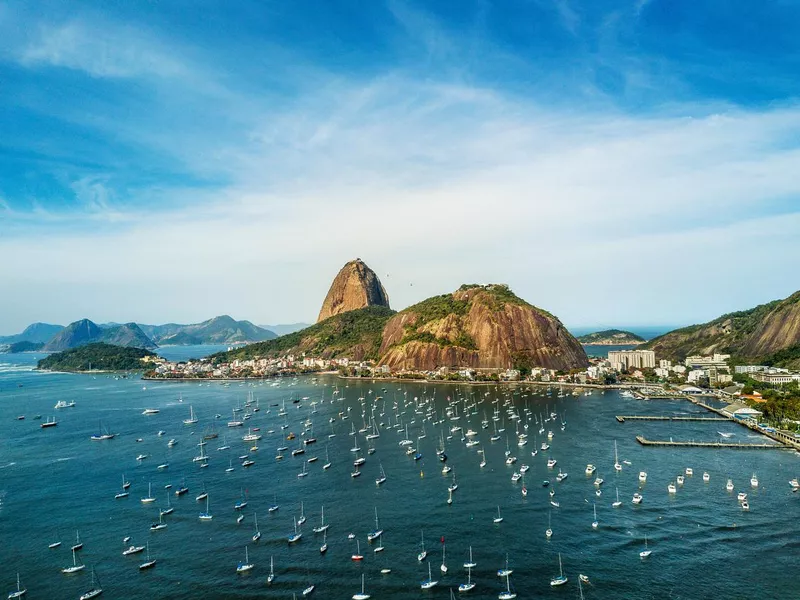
[635,435,785,450]
[616,415,728,423]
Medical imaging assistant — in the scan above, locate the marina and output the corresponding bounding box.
[1,349,798,600]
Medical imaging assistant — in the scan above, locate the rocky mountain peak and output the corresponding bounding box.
[317,259,390,323]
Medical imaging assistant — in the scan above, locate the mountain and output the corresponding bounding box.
[42,319,157,352]
[38,343,157,372]
[576,329,646,345]
[6,341,45,353]
[0,322,64,344]
[317,259,390,323]
[219,283,586,372]
[379,284,588,372]
[643,290,800,365]
[219,306,396,362]
[139,316,277,345]
[259,323,312,336]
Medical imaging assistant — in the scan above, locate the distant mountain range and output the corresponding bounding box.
[0,323,64,345]
[138,315,277,346]
[43,320,157,352]
[1,315,281,353]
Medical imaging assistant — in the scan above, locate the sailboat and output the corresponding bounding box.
[48,530,62,549]
[550,553,567,586]
[150,511,167,531]
[352,573,370,600]
[591,502,598,529]
[499,570,517,600]
[320,530,328,554]
[639,535,652,558]
[493,505,503,523]
[497,555,513,577]
[313,505,329,533]
[115,473,129,499]
[459,557,476,592]
[199,496,213,521]
[440,542,448,573]
[421,562,438,589]
[351,539,364,561]
[367,508,383,541]
[418,531,428,561]
[139,544,156,570]
[160,490,174,516]
[183,405,198,425]
[79,567,103,600]
[7,573,26,599]
[71,530,83,551]
[288,518,302,543]
[375,463,387,485]
[267,556,275,584]
[612,487,622,508]
[62,548,85,574]
[614,440,622,472]
[297,502,307,525]
[252,513,261,542]
[463,546,477,569]
[236,546,254,572]
[141,483,155,504]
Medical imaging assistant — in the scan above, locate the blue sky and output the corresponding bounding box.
[1,0,799,333]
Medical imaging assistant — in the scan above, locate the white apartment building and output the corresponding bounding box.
[608,349,656,370]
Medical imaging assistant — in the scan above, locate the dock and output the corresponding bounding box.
[616,415,728,423]
[635,435,785,449]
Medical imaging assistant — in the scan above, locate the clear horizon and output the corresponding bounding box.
[1,1,798,332]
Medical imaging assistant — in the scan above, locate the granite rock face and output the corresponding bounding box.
[378,285,588,372]
[317,259,390,323]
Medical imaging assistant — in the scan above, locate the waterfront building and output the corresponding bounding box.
[608,350,656,370]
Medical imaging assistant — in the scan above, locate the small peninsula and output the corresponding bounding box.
[577,329,646,345]
[37,343,158,372]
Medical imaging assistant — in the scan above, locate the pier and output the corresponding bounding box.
[616,415,728,423]
[635,435,785,450]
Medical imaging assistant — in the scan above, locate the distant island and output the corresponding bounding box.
[577,329,646,346]
[37,343,158,372]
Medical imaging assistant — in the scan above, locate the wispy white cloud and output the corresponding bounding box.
[18,19,185,79]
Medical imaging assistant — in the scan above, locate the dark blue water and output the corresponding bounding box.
[1,352,798,599]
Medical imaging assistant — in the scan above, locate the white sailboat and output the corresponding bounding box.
[550,553,567,586]
[288,518,302,543]
[546,512,552,539]
[493,505,503,523]
[79,567,103,600]
[62,548,85,574]
[252,513,261,542]
[139,543,156,570]
[141,482,155,504]
[320,530,328,554]
[7,573,26,599]
[459,558,476,592]
[352,573,370,600]
[312,505,329,533]
[236,546,254,573]
[591,502,598,529]
[199,495,213,520]
[639,535,652,558]
[375,463,387,485]
[183,405,198,425]
[499,570,517,600]
[418,531,428,561]
[441,542,448,573]
[367,507,383,542]
[614,440,622,472]
[612,487,622,508]
[420,562,438,589]
[267,556,275,584]
[463,546,477,569]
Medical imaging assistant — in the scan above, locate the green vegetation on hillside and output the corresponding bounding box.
[577,329,645,344]
[761,344,800,370]
[7,341,45,353]
[643,298,786,360]
[214,306,396,362]
[38,343,157,372]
